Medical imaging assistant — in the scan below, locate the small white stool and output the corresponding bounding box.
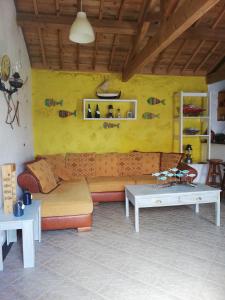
[0,200,41,270]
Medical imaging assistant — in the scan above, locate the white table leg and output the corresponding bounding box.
[38,205,41,242]
[125,191,129,217]
[135,205,139,233]
[22,220,35,268]
[195,203,199,214]
[7,230,17,244]
[215,200,220,227]
[0,241,3,271]
[34,205,41,242]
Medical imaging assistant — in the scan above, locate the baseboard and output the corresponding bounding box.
[2,241,13,260]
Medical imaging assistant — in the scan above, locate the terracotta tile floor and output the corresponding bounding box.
[1,201,225,300]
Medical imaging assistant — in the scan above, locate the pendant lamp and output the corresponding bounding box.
[69,0,95,44]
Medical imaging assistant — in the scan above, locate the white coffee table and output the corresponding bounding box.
[125,184,221,232]
[0,200,41,270]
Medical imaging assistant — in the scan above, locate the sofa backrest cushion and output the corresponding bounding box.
[26,159,58,193]
[65,153,96,177]
[95,153,119,177]
[118,152,143,176]
[141,152,161,174]
[160,152,183,170]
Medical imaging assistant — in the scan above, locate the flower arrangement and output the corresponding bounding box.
[152,168,196,184]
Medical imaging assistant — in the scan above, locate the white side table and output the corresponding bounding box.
[0,200,41,270]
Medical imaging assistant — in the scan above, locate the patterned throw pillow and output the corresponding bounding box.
[118,152,143,176]
[160,152,183,170]
[95,153,119,177]
[65,153,96,177]
[36,154,66,182]
[26,159,58,193]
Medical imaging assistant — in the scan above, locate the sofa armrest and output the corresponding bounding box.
[17,171,41,193]
[177,162,198,182]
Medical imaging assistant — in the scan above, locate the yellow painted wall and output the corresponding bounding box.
[32,69,207,161]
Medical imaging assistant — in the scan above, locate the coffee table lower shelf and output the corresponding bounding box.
[125,184,221,232]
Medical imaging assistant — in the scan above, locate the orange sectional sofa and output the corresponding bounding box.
[17,152,197,231]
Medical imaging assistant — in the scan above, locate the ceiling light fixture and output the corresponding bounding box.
[69,0,95,44]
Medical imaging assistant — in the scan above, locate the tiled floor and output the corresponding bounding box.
[1,201,225,300]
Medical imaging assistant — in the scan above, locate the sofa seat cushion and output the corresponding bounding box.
[33,177,93,217]
[87,176,135,192]
[132,175,158,185]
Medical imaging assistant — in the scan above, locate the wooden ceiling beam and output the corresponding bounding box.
[123,0,220,81]
[108,0,125,71]
[38,28,47,67]
[162,0,179,18]
[58,29,63,69]
[17,13,137,35]
[99,0,104,20]
[93,33,98,70]
[32,0,38,15]
[55,0,60,16]
[128,0,152,61]
[76,44,80,70]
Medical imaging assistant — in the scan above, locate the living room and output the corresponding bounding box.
[1,0,225,299]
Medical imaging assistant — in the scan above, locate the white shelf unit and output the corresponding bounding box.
[83,99,137,120]
[175,91,211,161]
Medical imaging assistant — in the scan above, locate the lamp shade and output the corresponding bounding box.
[69,12,95,44]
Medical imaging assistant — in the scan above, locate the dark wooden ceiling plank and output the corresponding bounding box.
[194,41,220,73]
[211,3,225,29]
[17,13,137,35]
[181,40,205,73]
[208,51,225,74]
[183,27,225,42]
[182,3,225,74]
[167,39,186,73]
[206,67,225,84]
[123,0,221,81]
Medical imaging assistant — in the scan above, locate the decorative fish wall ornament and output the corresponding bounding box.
[103,122,120,128]
[142,112,160,119]
[45,98,63,107]
[58,110,77,118]
[147,97,166,105]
